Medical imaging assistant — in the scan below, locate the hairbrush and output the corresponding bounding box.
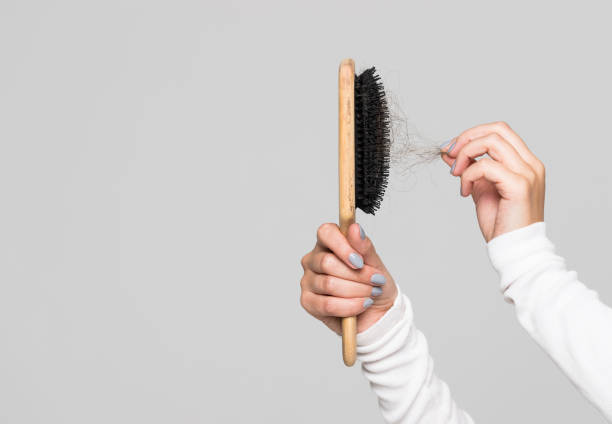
[338,59,391,366]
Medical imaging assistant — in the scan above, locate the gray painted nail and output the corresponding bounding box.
[439,139,452,148]
[370,273,386,285]
[363,298,374,308]
[371,287,383,297]
[349,253,364,269]
[450,161,456,174]
[359,224,366,240]
[447,141,457,154]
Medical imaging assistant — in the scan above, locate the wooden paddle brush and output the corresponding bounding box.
[338,59,391,366]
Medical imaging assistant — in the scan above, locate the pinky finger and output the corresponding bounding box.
[301,291,373,318]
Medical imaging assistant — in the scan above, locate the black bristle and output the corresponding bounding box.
[354,67,391,215]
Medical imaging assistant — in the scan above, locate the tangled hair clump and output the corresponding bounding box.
[385,92,443,180]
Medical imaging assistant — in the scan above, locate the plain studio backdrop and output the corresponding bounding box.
[1,0,611,423]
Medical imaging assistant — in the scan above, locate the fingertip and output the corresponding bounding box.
[358,223,366,240]
[345,224,360,249]
[440,137,457,152]
[370,273,386,285]
[439,139,453,149]
[446,141,457,156]
[348,222,361,240]
[316,222,340,243]
[348,222,369,248]
[440,149,455,166]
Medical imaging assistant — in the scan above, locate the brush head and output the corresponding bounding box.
[354,67,391,215]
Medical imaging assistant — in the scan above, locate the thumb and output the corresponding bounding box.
[346,223,385,270]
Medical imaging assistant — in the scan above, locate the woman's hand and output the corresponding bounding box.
[300,223,398,335]
[441,121,545,242]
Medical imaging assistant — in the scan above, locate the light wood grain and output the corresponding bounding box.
[338,58,357,367]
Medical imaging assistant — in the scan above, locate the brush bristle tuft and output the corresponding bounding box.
[354,67,391,215]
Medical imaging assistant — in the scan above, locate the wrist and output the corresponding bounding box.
[487,221,552,292]
[357,287,406,347]
[357,285,398,333]
[358,307,390,332]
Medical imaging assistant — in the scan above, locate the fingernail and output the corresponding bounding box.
[447,141,457,154]
[359,224,366,240]
[349,253,364,269]
[370,273,386,285]
[439,139,452,149]
[363,298,374,308]
[450,161,456,175]
[371,287,383,297]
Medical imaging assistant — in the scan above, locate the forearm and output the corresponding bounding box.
[357,289,474,424]
[488,222,612,420]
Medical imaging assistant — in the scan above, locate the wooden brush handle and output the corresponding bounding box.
[338,58,357,367]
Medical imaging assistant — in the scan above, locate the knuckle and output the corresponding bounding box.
[354,301,366,314]
[534,160,546,178]
[478,157,494,167]
[322,298,335,315]
[460,167,473,182]
[455,149,466,162]
[488,133,503,143]
[317,223,334,241]
[495,121,511,130]
[322,275,334,293]
[320,252,335,272]
[469,158,493,177]
[300,254,308,270]
[457,146,475,163]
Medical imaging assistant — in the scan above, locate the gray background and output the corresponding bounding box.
[1,0,610,423]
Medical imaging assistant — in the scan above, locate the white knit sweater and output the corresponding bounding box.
[356,222,612,423]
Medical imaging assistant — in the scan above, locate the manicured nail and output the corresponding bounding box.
[450,161,456,175]
[349,253,364,269]
[363,298,374,308]
[447,141,457,154]
[370,273,386,285]
[439,139,452,149]
[371,287,383,297]
[359,224,366,240]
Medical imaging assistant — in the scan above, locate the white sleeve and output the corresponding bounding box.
[487,222,612,420]
[357,286,474,424]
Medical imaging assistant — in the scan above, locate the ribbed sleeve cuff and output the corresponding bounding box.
[487,222,556,292]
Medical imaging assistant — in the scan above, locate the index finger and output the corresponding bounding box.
[316,223,364,270]
[445,121,540,170]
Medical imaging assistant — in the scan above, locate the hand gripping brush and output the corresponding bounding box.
[338,59,391,366]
